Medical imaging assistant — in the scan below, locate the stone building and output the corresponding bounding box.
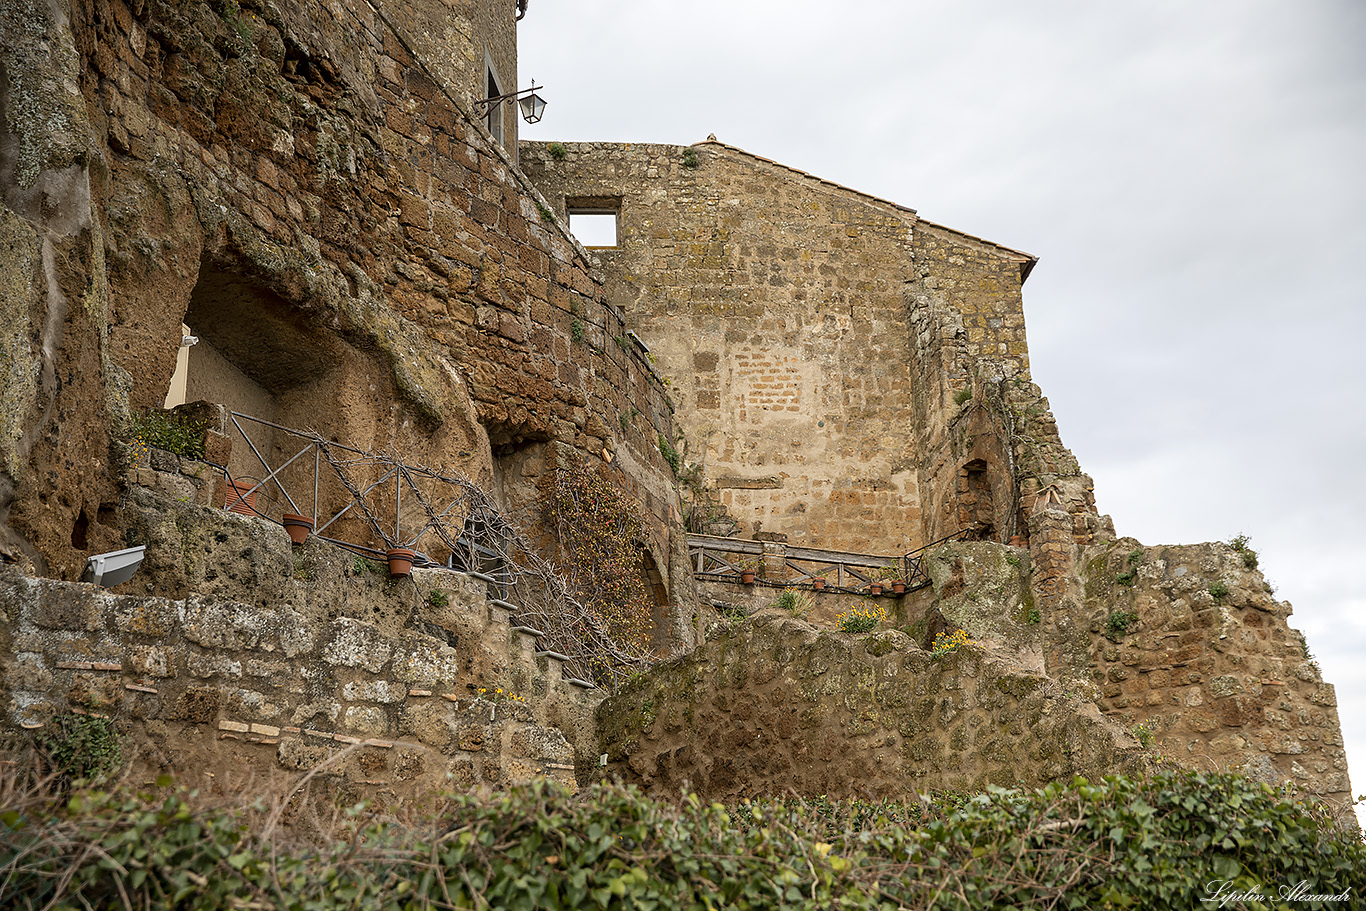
[0,0,1352,807]
[523,139,1103,555]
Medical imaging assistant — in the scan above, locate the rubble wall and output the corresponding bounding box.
[1075,539,1351,803]
[0,492,601,799]
[595,609,1150,800]
[911,538,1353,807]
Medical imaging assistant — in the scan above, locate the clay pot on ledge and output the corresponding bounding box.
[386,547,416,578]
[891,580,906,595]
[225,480,256,516]
[740,570,756,585]
[1009,535,1027,547]
[282,513,313,545]
[868,582,883,596]
[812,577,826,592]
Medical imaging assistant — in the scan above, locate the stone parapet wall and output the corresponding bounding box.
[0,494,601,798]
[595,611,1149,800]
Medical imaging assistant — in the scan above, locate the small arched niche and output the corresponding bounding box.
[640,548,672,656]
[958,458,996,541]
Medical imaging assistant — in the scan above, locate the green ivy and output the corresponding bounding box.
[3,772,1360,911]
[544,463,654,656]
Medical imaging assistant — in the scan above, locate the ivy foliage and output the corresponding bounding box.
[544,463,654,654]
[33,714,123,785]
[2,772,1360,910]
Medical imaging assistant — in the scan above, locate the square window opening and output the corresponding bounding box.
[568,210,618,248]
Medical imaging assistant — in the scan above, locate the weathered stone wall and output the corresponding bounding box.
[901,538,1353,806]
[0,489,601,797]
[0,0,697,642]
[595,609,1149,800]
[521,139,1108,558]
[522,140,927,554]
[1075,539,1351,802]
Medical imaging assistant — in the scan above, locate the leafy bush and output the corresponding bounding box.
[3,772,1359,911]
[33,714,123,784]
[681,147,699,168]
[1209,580,1230,602]
[1229,533,1260,570]
[548,141,568,160]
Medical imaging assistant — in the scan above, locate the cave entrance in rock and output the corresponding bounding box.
[172,263,343,512]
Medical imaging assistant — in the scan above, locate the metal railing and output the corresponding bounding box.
[221,411,499,567]
[208,411,649,683]
[687,528,972,593]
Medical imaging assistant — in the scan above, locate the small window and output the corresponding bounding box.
[567,210,618,247]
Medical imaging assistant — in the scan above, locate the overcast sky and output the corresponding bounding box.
[518,0,1366,820]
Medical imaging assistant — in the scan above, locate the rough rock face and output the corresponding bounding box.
[907,537,1353,806]
[595,609,1150,800]
[0,0,695,636]
[1070,539,1351,801]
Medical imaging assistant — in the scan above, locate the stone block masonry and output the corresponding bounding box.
[0,501,600,798]
[521,139,1105,559]
[523,140,930,554]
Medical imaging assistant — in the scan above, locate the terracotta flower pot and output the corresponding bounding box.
[1009,535,1027,547]
[225,480,256,516]
[892,581,906,595]
[812,578,826,591]
[740,570,756,584]
[282,513,313,545]
[869,583,883,596]
[387,547,416,577]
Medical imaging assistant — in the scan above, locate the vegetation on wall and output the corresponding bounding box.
[129,409,207,460]
[1105,608,1138,641]
[543,463,654,654]
[1,770,1360,911]
[33,714,123,785]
